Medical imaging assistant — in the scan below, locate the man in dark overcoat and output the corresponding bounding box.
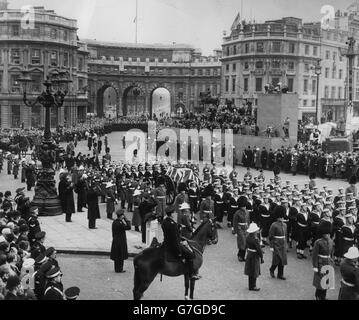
[269,205,288,280]
[25,162,36,191]
[110,209,131,273]
[87,180,102,229]
[58,174,75,222]
[75,173,88,212]
[244,223,264,291]
[260,147,268,170]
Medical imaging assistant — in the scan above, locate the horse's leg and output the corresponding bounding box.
[133,263,158,301]
[190,279,196,300]
[184,274,190,300]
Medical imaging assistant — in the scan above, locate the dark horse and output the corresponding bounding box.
[133,219,218,300]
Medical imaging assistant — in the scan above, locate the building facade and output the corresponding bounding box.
[86,40,221,118]
[221,16,349,123]
[0,3,89,129]
[0,2,222,128]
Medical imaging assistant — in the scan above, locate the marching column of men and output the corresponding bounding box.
[49,141,359,300]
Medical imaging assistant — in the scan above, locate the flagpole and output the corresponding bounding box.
[135,0,138,44]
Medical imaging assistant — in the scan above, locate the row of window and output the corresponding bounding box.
[224,41,319,56]
[224,77,294,93]
[6,23,70,41]
[323,67,343,79]
[9,73,85,94]
[6,49,85,70]
[324,50,343,62]
[225,60,296,72]
[323,86,344,99]
[90,65,221,76]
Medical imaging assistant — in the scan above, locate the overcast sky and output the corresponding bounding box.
[10,0,355,55]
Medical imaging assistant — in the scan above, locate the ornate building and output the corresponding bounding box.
[0,2,222,128]
[221,16,349,122]
[86,40,221,118]
[0,3,88,128]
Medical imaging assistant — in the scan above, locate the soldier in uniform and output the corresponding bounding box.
[144,163,153,185]
[117,173,127,210]
[333,208,346,265]
[199,185,214,222]
[64,287,80,300]
[152,176,167,221]
[312,222,334,300]
[106,181,117,220]
[288,197,300,248]
[30,231,46,259]
[326,154,334,180]
[228,188,239,230]
[45,247,59,269]
[213,184,225,228]
[177,202,193,239]
[244,223,264,291]
[295,203,310,259]
[269,205,288,280]
[259,194,271,245]
[162,206,201,280]
[229,168,238,187]
[174,183,189,214]
[233,196,250,262]
[338,247,359,300]
[75,173,88,213]
[188,181,199,215]
[291,151,299,176]
[341,212,356,257]
[43,267,64,300]
[210,163,218,181]
[260,147,268,170]
[33,253,52,300]
[126,176,137,213]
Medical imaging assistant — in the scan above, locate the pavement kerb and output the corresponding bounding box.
[57,249,138,258]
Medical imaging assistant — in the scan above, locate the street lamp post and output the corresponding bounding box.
[18,69,72,216]
[314,60,322,126]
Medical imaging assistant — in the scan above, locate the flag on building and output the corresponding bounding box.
[231,12,241,31]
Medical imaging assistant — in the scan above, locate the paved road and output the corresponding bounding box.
[57,225,342,300]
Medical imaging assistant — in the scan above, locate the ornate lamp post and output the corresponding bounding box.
[314,60,322,126]
[18,69,72,216]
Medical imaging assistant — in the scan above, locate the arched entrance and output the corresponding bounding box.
[122,86,146,117]
[151,87,171,119]
[96,85,118,118]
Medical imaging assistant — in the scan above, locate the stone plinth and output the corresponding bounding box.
[257,93,299,142]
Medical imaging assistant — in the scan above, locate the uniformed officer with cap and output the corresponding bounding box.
[43,267,64,300]
[338,247,359,300]
[312,222,333,300]
[30,231,46,259]
[162,206,201,280]
[65,287,80,300]
[45,247,59,268]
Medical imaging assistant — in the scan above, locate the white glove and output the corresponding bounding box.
[313,268,319,273]
[270,248,274,252]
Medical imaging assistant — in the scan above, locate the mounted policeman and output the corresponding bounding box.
[162,206,201,281]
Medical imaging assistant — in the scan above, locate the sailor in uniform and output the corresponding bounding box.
[43,267,64,300]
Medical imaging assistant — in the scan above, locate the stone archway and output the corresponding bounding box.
[122,84,146,117]
[96,84,119,118]
[149,84,173,119]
